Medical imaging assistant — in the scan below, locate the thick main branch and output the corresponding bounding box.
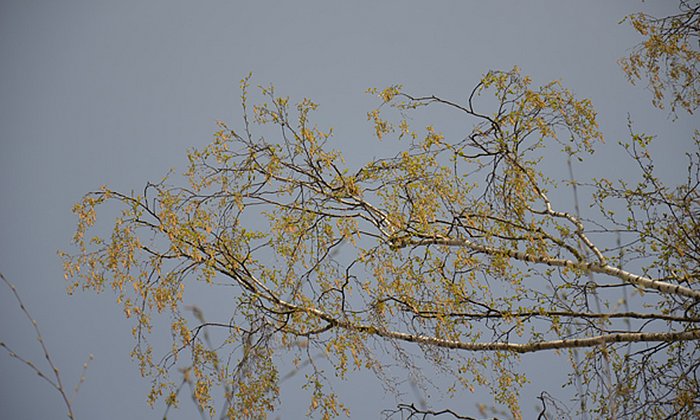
[405,237,700,300]
[227,266,700,354]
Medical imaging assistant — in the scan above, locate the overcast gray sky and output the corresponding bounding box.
[1,1,696,419]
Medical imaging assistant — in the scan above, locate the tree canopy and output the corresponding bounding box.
[63,3,700,419]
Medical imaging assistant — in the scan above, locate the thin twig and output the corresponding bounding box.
[1,272,88,419]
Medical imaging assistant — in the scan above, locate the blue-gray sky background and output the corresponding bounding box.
[1,1,696,419]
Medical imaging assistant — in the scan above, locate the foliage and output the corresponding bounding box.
[620,0,700,115]
[62,61,700,419]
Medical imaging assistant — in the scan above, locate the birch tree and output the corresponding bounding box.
[62,63,700,418]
